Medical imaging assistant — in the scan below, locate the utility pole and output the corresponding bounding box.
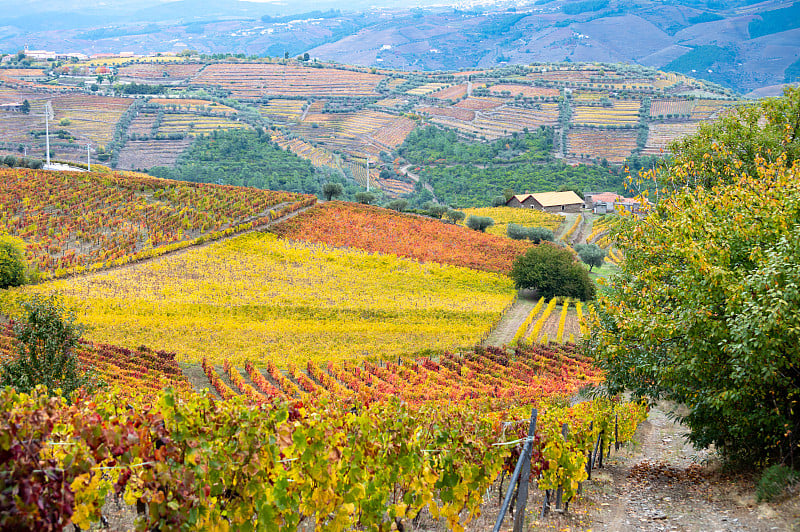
[44,100,53,167]
[87,143,91,171]
[366,159,370,192]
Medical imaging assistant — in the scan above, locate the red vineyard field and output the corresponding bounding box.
[270,201,532,274]
[0,168,313,276]
[0,325,192,397]
[207,342,604,408]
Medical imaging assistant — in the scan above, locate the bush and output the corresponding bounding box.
[0,235,27,289]
[354,191,375,205]
[510,243,595,300]
[507,223,527,240]
[387,199,408,211]
[445,209,466,223]
[1,294,101,401]
[757,464,798,502]
[507,224,554,243]
[527,226,554,244]
[3,155,17,168]
[466,215,494,232]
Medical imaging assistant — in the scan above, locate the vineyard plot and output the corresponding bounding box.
[16,232,517,366]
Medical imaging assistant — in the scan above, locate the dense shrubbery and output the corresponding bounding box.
[0,235,28,289]
[591,88,800,465]
[507,224,554,243]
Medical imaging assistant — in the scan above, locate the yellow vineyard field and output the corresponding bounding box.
[12,233,515,367]
[460,207,563,236]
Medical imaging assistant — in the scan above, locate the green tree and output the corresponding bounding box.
[386,199,408,211]
[20,100,30,114]
[445,209,466,224]
[510,243,594,300]
[574,243,605,271]
[465,215,494,232]
[423,201,448,219]
[590,154,800,465]
[322,182,343,201]
[1,294,100,400]
[354,191,375,204]
[527,226,554,244]
[0,235,27,289]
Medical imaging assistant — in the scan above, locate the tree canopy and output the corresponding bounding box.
[510,243,594,300]
[589,87,800,465]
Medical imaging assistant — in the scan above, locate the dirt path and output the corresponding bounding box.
[482,295,538,347]
[534,402,798,532]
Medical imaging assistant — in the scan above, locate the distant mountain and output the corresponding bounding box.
[1,0,797,92]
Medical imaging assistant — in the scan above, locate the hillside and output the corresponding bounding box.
[0,168,314,277]
[0,57,743,206]
[270,201,533,273]
[1,0,797,92]
[3,231,517,366]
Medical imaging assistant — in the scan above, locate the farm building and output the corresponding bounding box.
[586,191,644,214]
[506,191,584,213]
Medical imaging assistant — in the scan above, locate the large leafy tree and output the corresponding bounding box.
[590,88,800,465]
[510,243,594,300]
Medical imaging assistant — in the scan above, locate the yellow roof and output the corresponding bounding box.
[530,191,584,207]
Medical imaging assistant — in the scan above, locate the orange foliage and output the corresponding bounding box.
[271,201,531,274]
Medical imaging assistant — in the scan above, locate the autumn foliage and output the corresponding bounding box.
[271,201,532,273]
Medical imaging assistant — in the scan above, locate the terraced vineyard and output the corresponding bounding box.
[258,98,306,122]
[642,122,700,156]
[488,84,559,99]
[429,83,469,100]
[271,201,532,274]
[0,60,738,190]
[460,207,563,237]
[157,112,251,136]
[189,63,384,98]
[572,100,641,127]
[10,231,516,366]
[117,138,194,170]
[117,62,205,82]
[567,128,640,163]
[52,94,132,145]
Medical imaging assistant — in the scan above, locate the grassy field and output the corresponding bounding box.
[7,232,515,367]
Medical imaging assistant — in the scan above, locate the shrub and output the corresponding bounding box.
[466,215,494,232]
[507,223,528,240]
[757,464,798,502]
[1,294,101,401]
[0,235,27,289]
[527,226,554,244]
[387,199,408,211]
[354,191,376,205]
[445,209,466,223]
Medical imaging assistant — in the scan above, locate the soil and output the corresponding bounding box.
[463,402,800,532]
